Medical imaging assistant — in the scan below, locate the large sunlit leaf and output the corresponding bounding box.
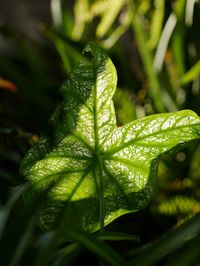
[20,43,200,236]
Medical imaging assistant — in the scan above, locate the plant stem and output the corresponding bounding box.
[98,155,105,232]
[132,13,166,113]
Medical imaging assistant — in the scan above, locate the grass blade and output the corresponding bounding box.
[153,13,177,72]
[185,0,197,26]
[72,0,89,40]
[148,0,165,50]
[97,232,140,242]
[50,0,63,28]
[96,0,125,38]
[181,60,200,84]
[0,185,26,238]
[129,214,200,266]
[132,12,165,112]
[67,230,128,266]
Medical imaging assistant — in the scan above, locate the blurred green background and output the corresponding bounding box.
[0,0,200,265]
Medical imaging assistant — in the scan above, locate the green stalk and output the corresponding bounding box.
[132,14,165,113]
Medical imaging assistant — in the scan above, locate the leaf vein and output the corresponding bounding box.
[106,123,200,155]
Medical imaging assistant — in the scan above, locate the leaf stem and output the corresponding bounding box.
[98,155,105,232]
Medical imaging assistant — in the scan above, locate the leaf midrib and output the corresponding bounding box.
[93,59,105,232]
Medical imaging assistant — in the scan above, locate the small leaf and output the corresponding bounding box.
[20,43,200,236]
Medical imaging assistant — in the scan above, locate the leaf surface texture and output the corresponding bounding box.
[20,43,200,234]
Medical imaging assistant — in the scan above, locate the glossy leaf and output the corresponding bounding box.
[20,42,200,235]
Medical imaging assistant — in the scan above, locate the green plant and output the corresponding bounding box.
[1,1,200,265]
[20,43,200,239]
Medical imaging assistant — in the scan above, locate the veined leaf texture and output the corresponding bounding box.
[20,43,200,236]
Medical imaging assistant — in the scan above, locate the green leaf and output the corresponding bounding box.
[50,0,63,29]
[181,60,200,85]
[43,28,85,75]
[95,0,126,38]
[67,230,128,266]
[113,88,136,125]
[0,185,26,238]
[129,214,200,266]
[71,0,89,41]
[153,13,177,72]
[20,42,200,236]
[169,234,200,266]
[131,12,165,112]
[97,232,140,242]
[148,0,165,50]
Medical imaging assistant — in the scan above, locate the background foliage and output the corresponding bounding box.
[0,0,200,265]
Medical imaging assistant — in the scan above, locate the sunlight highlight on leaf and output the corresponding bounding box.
[20,43,200,237]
